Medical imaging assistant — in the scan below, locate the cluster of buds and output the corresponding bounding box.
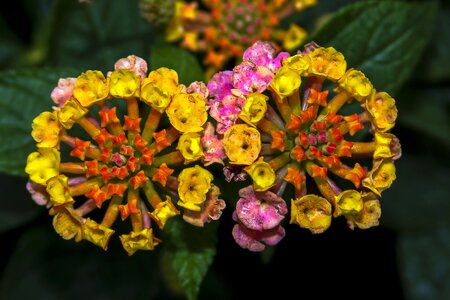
[142,0,317,76]
[25,40,400,254]
[25,55,225,255]
[207,41,400,251]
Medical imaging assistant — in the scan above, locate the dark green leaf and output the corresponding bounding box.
[382,155,450,232]
[0,174,41,233]
[397,87,450,148]
[46,0,152,70]
[398,227,450,300]
[0,225,164,300]
[150,44,204,85]
[162,218,218,300]
[309,0,438,95]
[415,7,450,82]
[0,68,79,176]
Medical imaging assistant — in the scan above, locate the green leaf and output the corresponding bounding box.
[309,0,438,95]
[46,0,152,70]
[150,44,204,85]
[162,218,218,300]
[397,87,450,148]
[0,174,41,233]
[0,225,164,299]
[381,155,450,232]
[397,227,450,300]
[415,7,450,82]
[0,67,79,176]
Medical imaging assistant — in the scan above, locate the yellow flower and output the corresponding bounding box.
[308,47,347,81]
[52,206,83,241]
[149,197,180,229]
[119,228,157,256]
[73,70,109,107]
[334,190,363,217]
[31,111,60,148]
[283,54,310,76]
[148,67,179,91]
[25,148,60,185]
[56,99,88,129]
[290,195,332,234]
[109,69,140,98]
[223,124,261,165]
[83,218,115,250]
[348,192,381,229]
[362,158,396,195]
[141,67,181,112]
[166,93,207,132]
[338,69,373,101]
[177,132,205,164]
[46,175,74,206]
[270,66,302,98]
[283,23,307,52]
[177,165,213,211]
[239,93,268,126]
[244,157,276,191]
[140,84,172,112]
[374,131,398,159]
[366,91,397,132]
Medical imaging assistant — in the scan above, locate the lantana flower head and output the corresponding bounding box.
[208,41,400,251]
[25,54,225,255]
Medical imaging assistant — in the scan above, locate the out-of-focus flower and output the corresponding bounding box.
[146,0,317,75]
[209,41,400,250]
[25,55,222,255]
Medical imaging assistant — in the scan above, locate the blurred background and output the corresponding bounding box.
[0,0,449,299]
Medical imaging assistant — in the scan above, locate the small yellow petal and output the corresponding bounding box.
[25,148,60,185]
[83,218,115,250]
[166,93,207,132]
[291,195,332,234]
[32,111,60,148]
[239,93,268,126]
[177,165,213,211]
[177,132,205,164]
[120,228,157,256]
[46,175,74,206]
[271,66,301,98]
[244,157,276,191]
[223,124,261,165]
[338,68,373,101]
[109,69,140,98]
[73,70,109,107]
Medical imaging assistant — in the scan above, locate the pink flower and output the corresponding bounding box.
[210,94,245,134]
[183,185,226,227]
[231,185,287,251]
[26,181,50,207]
[232,213,286,252]
[186,81,209,100]
[50,78,76,107]
[201,122,225,165]
[232,61,273,95]
[242,41,289,72]
[114,55,148,80]
[236,185,287,231]
[207,70,233,100]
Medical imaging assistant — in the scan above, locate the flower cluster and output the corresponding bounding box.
[208,41,400,251]
[144,0,316,75]
[25,55,225,255]
[25,40,400,254]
